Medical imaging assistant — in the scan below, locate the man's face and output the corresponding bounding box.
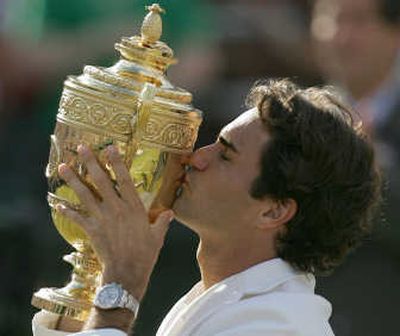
[312,0,400,97]
[173,108,269,240]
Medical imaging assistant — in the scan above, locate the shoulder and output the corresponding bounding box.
[193,291,334,336]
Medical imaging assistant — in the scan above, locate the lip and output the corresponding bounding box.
[177,170,190,185]
[183,174,190,185]
[179,173,191,193]
[174,173,190,200]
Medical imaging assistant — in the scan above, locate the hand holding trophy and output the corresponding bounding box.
[56,143,174,302]
[31,3,202,322]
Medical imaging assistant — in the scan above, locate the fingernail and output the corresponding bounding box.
[55,204,66,212]
[106,145,118,157]
[58,163,69,176]
[167,210,175,222]
[77,144,88,155]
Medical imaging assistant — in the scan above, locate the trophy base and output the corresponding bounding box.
[32,287,92,321]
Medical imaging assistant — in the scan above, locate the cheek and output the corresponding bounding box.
[197,158,258,200]
[220,173,256,210]
[218,170,250,196]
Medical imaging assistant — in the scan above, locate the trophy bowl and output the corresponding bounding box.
[31,3,202,321]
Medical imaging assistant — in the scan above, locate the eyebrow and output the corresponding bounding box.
[218,135,239,153]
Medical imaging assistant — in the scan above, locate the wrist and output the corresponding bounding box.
[93,282,140,326]
[102,269,149,301]
[83,307,135,333]
[56,316,84,332]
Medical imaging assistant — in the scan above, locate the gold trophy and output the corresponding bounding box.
[31,3,202,321]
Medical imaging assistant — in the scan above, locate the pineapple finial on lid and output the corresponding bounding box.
[141,3,165,44]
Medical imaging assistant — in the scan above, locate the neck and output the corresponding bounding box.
[196,236,277,289]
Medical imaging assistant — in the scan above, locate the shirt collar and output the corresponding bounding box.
[225,258,312,296]
[185,258,312,305]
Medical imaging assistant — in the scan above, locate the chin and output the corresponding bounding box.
[171,186,203,229]
[172,193,187,218]
[171,197,197,228]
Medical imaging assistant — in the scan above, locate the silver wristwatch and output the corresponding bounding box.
[94,282,140,317]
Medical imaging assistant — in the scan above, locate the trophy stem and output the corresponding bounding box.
[32,248,102,321]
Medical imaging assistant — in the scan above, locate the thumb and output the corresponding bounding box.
[151,209,174,243]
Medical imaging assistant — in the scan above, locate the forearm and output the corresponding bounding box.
[56,316,84,333]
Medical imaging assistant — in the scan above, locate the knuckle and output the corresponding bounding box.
[65,174,81,188]
[91,168,104,182]
[65,209,84,225]
[61,170,75,182]
[74,183,89,197]
[109,157,122,171]
[84,220,98,233]
[113,203,129,220]
[118,174,131,187]
[110,146,121,160]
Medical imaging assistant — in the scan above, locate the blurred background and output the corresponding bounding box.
[1,0,399,335]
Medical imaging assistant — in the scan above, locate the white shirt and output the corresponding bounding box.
[32,258,334,336]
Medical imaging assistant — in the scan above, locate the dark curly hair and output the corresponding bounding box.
[247,79,381,275]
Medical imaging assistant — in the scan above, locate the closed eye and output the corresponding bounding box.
[219,150,230,161]
[218,135,238,153]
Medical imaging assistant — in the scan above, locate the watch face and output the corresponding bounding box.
[96,284,122,309]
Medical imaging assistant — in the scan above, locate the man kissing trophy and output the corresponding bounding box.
[31,2,381,336]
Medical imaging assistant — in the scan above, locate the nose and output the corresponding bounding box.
[182,145,212,172]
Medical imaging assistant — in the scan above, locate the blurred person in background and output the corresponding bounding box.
[312,0,400,152]
[204,0,319,131]
[311,0,400,335]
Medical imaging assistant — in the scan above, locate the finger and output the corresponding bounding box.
[58,163,101,216]
[151,210,174,244]
[106,145,142,207]
[77,144,120,205]
[56,203,96,237]
[56,204,108,260]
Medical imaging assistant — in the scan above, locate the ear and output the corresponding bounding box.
[257,198,297,230]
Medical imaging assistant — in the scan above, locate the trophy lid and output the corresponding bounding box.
[115,3,177,73]
[69,3,193,103]
[58,3,202,150]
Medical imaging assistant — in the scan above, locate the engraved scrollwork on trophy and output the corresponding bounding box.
[109,112,132,134]
[142,115,197,151]
[88,103,108,125]
[144,117,161,137]
[58,92,133,136]
[59,94,89,124]
[162,123,194,148]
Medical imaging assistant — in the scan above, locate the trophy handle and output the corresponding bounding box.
[135,83,157,142]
